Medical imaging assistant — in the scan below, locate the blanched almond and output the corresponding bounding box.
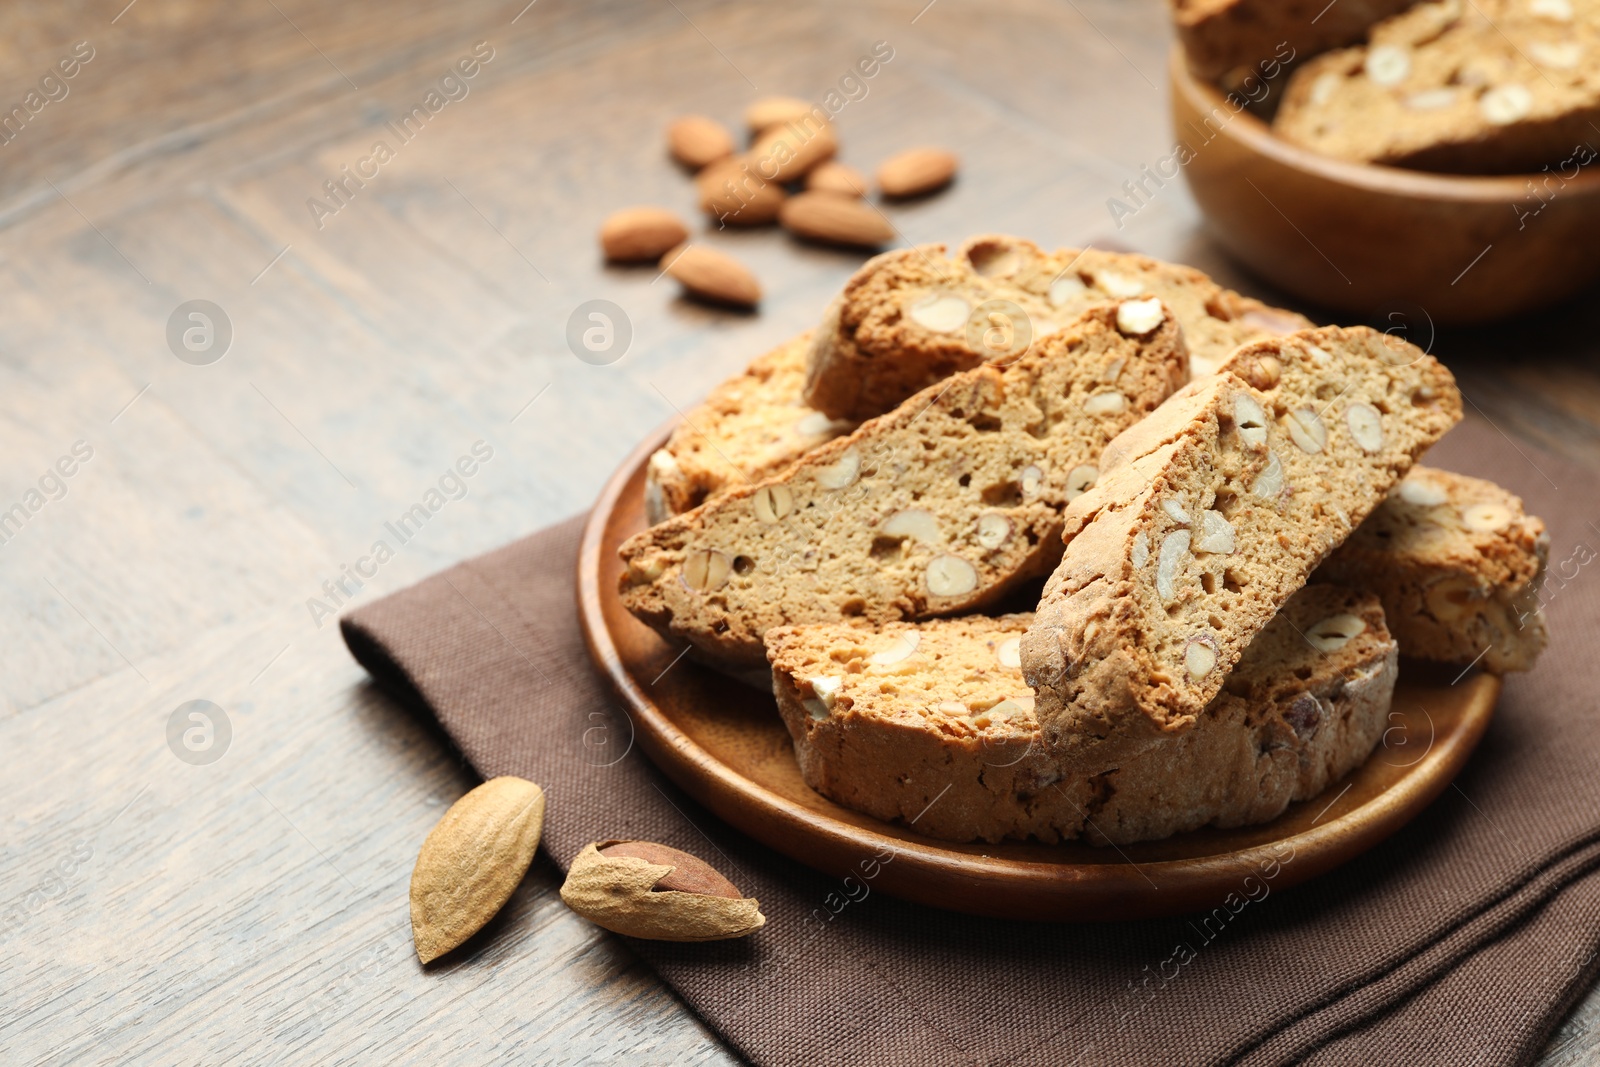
[996,636,1022,669]
[753,485,794,523]
[907,292,970,333]
[869,632,921,665]
[682,548,732,592]
[926,554,978,597]
[882,508,942,543]
[816,447,862,490]
[975,512,1012,549]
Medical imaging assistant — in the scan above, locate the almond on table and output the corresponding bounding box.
[875,146,959,198]
[660,244,761,307]
[779,191,895,249]
[599,206,690,262]
[696,155,786,226]
[666,114,735,170]
[750,117,838,182]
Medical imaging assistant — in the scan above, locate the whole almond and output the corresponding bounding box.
[877,147,960,198]
[600,206,690,262]
[750,119,838,183]
[779,191,896,249]
[561,840,766,941]
[743,95,815,134]
[666,114,734,170]
[806,161,869,197]
[661,244,761,307]
[410,776,546,965]
[696,156,785,226]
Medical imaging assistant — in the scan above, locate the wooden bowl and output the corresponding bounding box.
[577,427,1502,921]
[1169,46,1600,323]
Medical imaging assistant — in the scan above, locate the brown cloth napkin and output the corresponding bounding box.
[342,416,1600,1066]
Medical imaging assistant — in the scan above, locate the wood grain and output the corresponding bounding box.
[0,0,1594,1063]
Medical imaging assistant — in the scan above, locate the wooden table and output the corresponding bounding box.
[1,2,1595,1063]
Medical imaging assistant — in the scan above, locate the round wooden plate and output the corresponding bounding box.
[578,428,1501,920]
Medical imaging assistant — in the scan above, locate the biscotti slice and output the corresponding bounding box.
[644,331,855,523]
[617,301,1188,671]
[803,235,1310,421]
[1316,465,1550,672]
[767,585,1397,846]
[1274,0,1600,173]
[1172,0,1414,83]
[1022,325,1461,749]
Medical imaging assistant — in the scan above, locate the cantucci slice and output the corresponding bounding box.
[1021,325,1461,750]
[1317,465,1549,673]
[803,235,1309,421]
[618,301,1188,671]
[766,585,1398,846]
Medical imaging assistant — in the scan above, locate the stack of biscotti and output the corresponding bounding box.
[767,585,1397,845]
[1273,0,1600,173]
[641,238,1308,523]
[806,234,1310,420]
[1021,325,1462,757]
[619,235,1553,847]
[618,300,1188,670]
[1315,465,1549,672]
[1171,0,1414,82]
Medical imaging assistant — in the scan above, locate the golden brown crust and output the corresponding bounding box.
[1316,465,1549,672]
[618,302,1189,671]
[803,236,1309,421]
[767,586,1397,845]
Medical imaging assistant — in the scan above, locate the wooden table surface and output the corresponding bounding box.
[2,2,1596,1063]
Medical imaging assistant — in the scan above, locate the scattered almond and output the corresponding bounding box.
[876,147,959,198]
[744,95,815,134]
[696,156,786,226]
[560,841,766,941]
[666,114,735,170]
[661,244,761,307]
[779,191,896,249]
[750,119,838,183]
[599,206,690,263]
[409,776,546,965]
[806,161,869,197]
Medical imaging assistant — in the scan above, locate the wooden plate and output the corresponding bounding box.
[578,428,1501,920]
